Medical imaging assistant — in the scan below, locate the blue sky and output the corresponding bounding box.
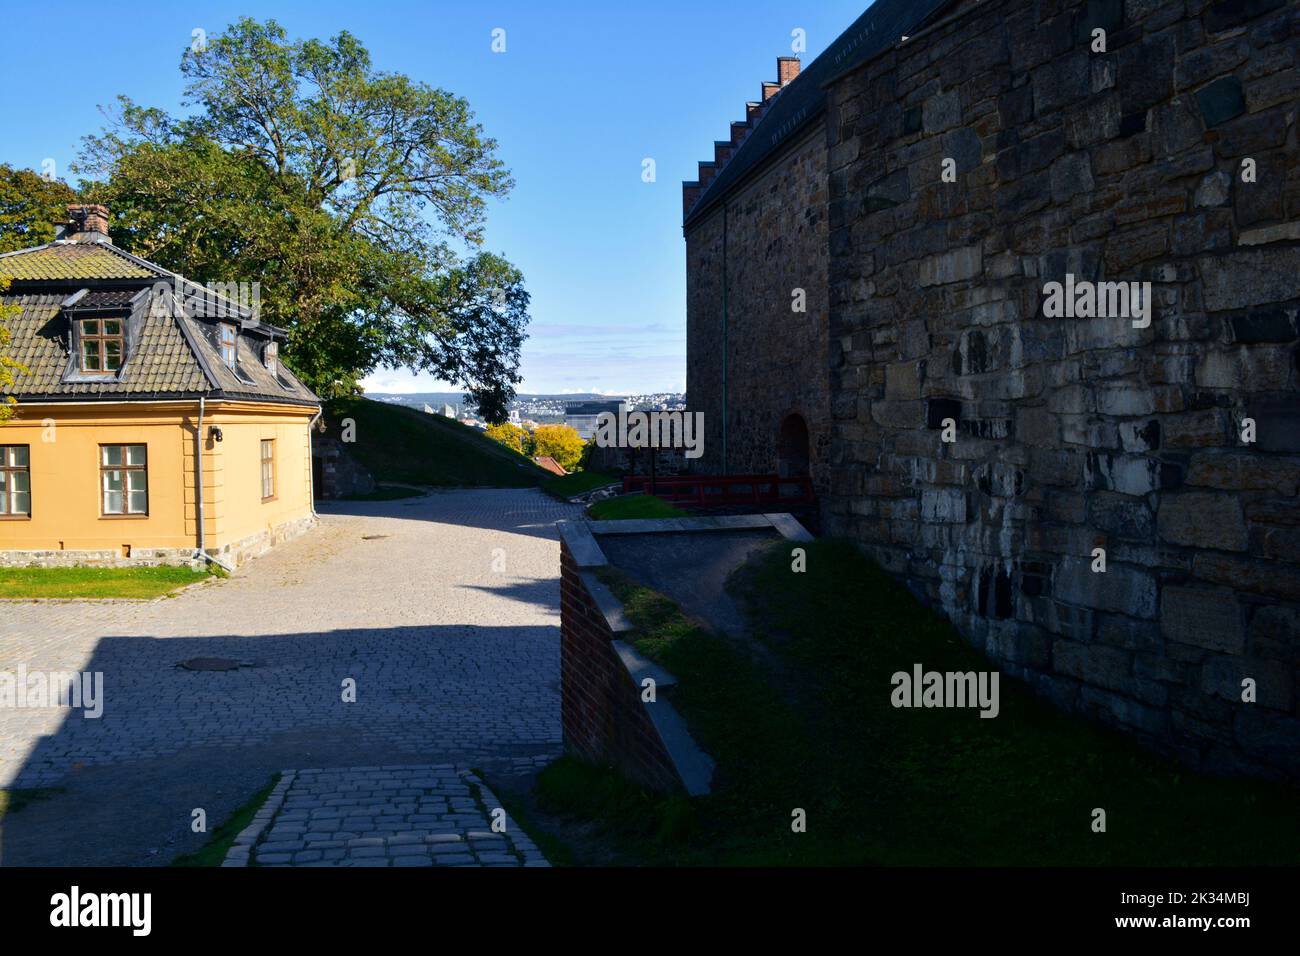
[0,0,866,395]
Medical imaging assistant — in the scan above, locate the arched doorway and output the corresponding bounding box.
[777,413,810,478]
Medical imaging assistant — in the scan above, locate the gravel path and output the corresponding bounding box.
[0,488,580,865]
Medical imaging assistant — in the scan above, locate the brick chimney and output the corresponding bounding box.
[777,56,801,85]
[66,204,111,242]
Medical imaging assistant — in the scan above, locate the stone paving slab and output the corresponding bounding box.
[226,765,548,867]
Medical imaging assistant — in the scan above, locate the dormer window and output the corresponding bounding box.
[80,318,123,373]
[263,341,278,373]
[219,323,237,369]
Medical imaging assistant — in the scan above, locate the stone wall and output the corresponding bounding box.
[685,123,834,492]
[817,0,1299,778]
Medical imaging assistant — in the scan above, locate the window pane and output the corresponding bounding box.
[128,489,147,513]
[12,490,29,515]
[104,488,123,514]
[83,340,101,370]
[10,446,28,467]
[81,319,99,336]
[12,471,28,493]
[126,471,146,493]
[105,341,121,370]
[104,320,121,336]
[104,470,123,491]
[103,446,122,466]
[125,445,146,466]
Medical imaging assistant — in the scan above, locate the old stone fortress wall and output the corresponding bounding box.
[684,0,1300,778]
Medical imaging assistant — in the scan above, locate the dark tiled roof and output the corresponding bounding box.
[0,240,319,407]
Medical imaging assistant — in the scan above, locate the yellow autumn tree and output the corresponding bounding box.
[484,421,528,455]
[532,424,584,472]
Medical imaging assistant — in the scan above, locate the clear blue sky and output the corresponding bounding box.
[0,0,867,395]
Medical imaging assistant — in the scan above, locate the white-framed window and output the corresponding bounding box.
[0,445,31,517]
[219,323,238,369]
[100,444,148,515]
[260,439,276,500]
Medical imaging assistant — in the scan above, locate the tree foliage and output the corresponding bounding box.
[484,422,528,455]
[74,18,529,419]
[0,164,79,254]
[532,424,585,472]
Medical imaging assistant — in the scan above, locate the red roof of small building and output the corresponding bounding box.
[533,456,567,476]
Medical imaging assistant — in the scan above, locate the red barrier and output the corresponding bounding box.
[621,473,814,507]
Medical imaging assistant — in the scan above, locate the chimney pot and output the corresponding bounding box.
[777,57,801,86]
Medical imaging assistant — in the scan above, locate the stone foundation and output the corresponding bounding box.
[0,514,318,570]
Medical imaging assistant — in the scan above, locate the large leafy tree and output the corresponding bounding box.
[0,164,79,253]
[75,18,528,419]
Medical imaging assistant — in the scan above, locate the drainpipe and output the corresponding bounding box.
[308,405,323,518]
[194,397,236,574]
[195,396,205,558]
[721,201,729,473]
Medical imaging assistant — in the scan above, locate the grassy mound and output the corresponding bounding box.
[325,397,550,488]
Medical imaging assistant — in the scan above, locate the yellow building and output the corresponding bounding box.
[0,205,321,568]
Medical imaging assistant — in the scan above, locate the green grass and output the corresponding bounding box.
[0,787,62,818]
[171,774,281,867]
[543,471,618,498]
[326,396,550,488]
[0,566,213,600]
[342,483,427,501]
[536,540,1300,866]
[587,495,688,520]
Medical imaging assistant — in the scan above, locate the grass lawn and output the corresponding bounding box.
[536,539,1300,866]
[326,396,550,488]
[587,494,688,520]
[543,471,618,498]
[171,774,281,867]
[0,566,215,600]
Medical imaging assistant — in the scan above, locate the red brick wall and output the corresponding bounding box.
[559,541,683,792]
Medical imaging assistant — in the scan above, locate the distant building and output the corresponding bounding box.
[438,403,456,418]
[565,400,624,440]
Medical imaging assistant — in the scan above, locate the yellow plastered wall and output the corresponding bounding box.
[0,400,316,554]
[205,404,315,546]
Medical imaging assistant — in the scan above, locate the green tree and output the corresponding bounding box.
[0,164,79,253]
[75,18,529,419]
[532,424,584,472]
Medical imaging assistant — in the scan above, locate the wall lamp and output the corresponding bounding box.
[208,426,224,443]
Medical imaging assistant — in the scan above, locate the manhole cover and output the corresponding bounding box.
[177,657,251,672]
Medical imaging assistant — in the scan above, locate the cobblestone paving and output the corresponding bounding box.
[227,765,548,867]
[0,488,580,865]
